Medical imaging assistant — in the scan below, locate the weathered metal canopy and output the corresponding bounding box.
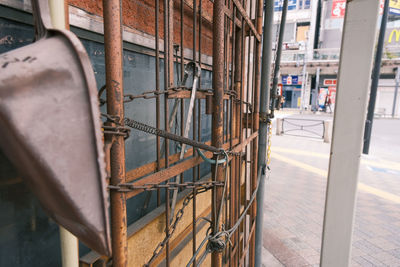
[0,0,111,256]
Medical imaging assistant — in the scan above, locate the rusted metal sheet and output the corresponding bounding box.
[0,0,110,256]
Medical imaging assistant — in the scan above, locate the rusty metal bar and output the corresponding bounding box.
[211,0,225,266]
[102,0,127,265]
[165,187,170,266]
[232,0,261,41]
[156,0,161,206]
[192,1,198,265]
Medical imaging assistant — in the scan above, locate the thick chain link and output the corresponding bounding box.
[99,85,238,106]
[144,182,218,267]
[108,180,224,192]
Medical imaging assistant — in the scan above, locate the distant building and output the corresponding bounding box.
[275,0,400,117]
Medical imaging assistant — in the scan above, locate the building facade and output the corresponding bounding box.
[275,0,400,116]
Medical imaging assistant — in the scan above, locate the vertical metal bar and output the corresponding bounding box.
[249,0,263,264]
[255,0,274,266]
[270,0,288,117]
[363,0,390,154]
[229,4,235,265]
[165,188,170,266]
[392,67,399,117]
[103,0,127,266]
[163,0,170,263]
[320,0,380,265]
[211,0,225,266]
[192,1,198,264]
[164,0,169,169]
[236,5,244,264]
[156,0,161,207]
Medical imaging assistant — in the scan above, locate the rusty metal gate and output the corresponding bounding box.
[98,0,263,266]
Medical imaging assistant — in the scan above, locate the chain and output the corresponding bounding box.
[267,122,272,166]
[143,182,219,267]
[108,180,224,192]
[101,113,244,157]
[99,85,239,106]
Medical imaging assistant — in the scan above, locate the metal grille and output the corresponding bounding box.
[100,0,264,266]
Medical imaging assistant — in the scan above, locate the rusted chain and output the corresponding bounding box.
[99,85,238,106]
[143,182,220,267]
[108,180,224,192]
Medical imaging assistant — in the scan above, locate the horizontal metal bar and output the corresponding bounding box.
[126,140,237,199]
[125,132,258,199]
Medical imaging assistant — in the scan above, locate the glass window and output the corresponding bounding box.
[304,0,311,9]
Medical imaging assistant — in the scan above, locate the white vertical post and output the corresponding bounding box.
[48,0,80,266]
[60,226,79,267]
[320,0,380,266]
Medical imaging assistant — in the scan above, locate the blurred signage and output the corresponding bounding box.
[390,0,400,15]
[282,75,299,85]
[388,29,400,43]
[278,84,283,95]
[333,0,385,18]
[274,0,297,11]
[328,86,336,104]
[331,0,346,18]
[323,79,337,86]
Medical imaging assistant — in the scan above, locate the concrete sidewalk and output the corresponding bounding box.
[262,114,400,266]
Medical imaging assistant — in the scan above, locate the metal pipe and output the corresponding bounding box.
[270,0,288,117]
[249,0,264,265]
[49,1,80,265]
[392,67,399,117]
[60,226,79,267]
[320,0,380,265]
[156,0,161,206]
[255,0,274,266]
[211,0,225,266]
[363,0,390,154]
[103,0,127,265]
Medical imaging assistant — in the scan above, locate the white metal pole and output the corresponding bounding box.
[60,226,79,267]
[320,0,380,266]
[48,0,80,266]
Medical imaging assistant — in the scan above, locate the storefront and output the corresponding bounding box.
[281,75,303,108]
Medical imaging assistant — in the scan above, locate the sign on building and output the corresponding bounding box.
[331,0,346,18]
[323,79,337,86]
[332,0,385,18]
[388,29,400,43]
[274,0,297,11]
[282,75,300,85]
[390,0,400,15]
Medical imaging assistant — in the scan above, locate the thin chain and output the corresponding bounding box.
[267,122,272,166]
[99,85,238,106]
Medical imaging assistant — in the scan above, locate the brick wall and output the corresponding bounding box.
[69,0,214,55]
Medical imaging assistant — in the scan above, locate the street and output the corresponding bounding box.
[262,111,400,266]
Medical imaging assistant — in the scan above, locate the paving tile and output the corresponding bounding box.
[371,251,400,266]
[262,122,400,266]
